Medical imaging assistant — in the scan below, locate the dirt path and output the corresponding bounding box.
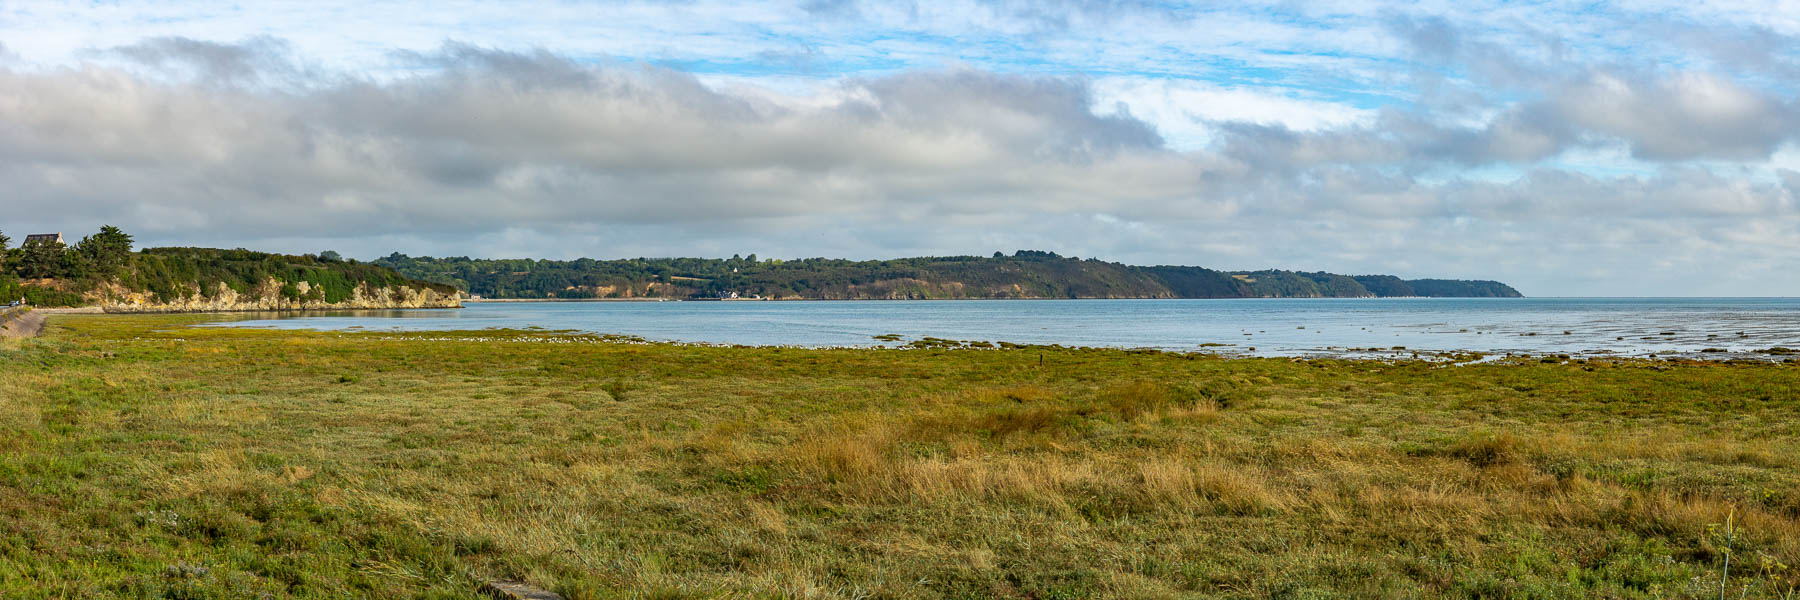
[0,306,99,338]
[0,309,47,338]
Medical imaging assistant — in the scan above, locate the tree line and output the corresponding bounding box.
[0,227,453,306]
[0,226,135,305]
[1,226,135,281]
[374,251,1523,300]
[0,228,1521,305]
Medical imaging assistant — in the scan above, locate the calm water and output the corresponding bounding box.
[203,298,1800,358]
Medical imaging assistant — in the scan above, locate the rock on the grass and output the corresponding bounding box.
[482,580,564,600]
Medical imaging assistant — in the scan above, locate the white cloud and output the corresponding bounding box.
[1091,77,1376,149]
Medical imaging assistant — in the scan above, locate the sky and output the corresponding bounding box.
[2,1,1798,296]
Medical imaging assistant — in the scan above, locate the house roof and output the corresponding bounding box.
[22,233,63,244]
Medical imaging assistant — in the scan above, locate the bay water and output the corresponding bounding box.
[203,297,1800,358]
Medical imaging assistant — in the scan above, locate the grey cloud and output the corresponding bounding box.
[1548,70,1799,161]
[1212,122,1400,171]
[0,42,1194,238]
[802,0,1179,32]
[851,69,1164,160]
[970,0,1180,32]
[1446,168,1796,220]
[390,42,607,89]
[1383,16,1800,163]
[753,42,827,72]
[1650,20,1800,82]
[1214,106,1572,170]
[1385,15,1562,91]
[103,36,301,86]
[1781,169,1800,194]
[6,38,1800,295]
[1441,70,1800,162]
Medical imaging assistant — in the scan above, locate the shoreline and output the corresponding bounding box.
[183,319,1799,363]
[27,309,1800,364]
[95,304,463,314]
[465,297,682,303]
[466,295,1529,302]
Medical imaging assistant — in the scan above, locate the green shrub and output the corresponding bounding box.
[17,285,85,307]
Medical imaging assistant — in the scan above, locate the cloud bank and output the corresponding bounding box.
[2,2,1798,295]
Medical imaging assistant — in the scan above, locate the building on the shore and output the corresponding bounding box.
[22,233,63,245]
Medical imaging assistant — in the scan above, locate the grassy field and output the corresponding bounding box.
[2,315,1799,598]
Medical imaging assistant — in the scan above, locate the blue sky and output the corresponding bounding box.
[2,1,1799,295]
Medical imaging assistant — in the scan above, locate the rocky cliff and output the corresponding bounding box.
[97,278,461,313]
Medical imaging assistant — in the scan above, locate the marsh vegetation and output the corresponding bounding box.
[2,315,1797,598]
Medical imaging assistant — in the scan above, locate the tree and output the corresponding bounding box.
[17,238,67,279]
[0,230,10,271]
[75,225,134,278]
[319,250,343,262]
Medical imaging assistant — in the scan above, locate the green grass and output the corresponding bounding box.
[2,315,1799,598]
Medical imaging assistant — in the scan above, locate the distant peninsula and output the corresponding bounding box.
[375,250,1522,300]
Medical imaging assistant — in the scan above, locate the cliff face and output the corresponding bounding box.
[97,278,461,313]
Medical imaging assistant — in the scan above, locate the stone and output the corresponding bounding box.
[481,580,564,600]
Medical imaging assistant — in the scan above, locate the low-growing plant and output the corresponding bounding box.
[601,377,630,401]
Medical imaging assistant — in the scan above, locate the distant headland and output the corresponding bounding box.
[2,227,1520,309]
[375,250,1522,301]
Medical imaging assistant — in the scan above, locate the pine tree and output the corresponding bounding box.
[18,238,67,279]
[75,225,134,278]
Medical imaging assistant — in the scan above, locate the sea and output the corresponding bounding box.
[201,297,1800,359]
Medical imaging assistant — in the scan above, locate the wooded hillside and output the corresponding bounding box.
[374,251,1523,300]
[0,227,457,307]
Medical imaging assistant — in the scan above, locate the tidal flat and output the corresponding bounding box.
[3,314,1799,598]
